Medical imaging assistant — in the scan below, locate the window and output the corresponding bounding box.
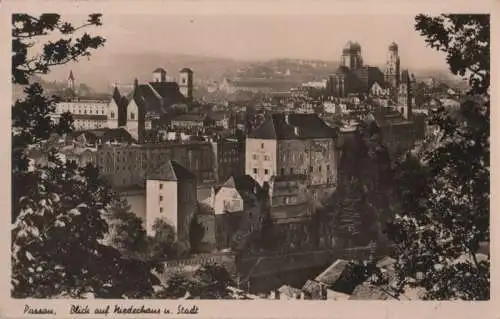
[110,112,115,119]
[309,166,313,173]
[290,168,294,174]
[159,195,163,201]
[130,112,135,120]
[160,207,163,213]
[159,183,163,190]
[327,165,330,171]
[280,168,285,175]
[261,143,264,149]
[252,154,258,160]
[253,168,258,174]
[264,169,269,175]
[319,166,322,173]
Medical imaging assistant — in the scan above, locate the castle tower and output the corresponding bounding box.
[179,68,194,100]
[152,68,167,83]
[341,41,363,70]
[398,69,412,120]
[385,42,401,95]
[67,70,75,91]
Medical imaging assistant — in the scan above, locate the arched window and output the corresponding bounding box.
[130,112,135,120]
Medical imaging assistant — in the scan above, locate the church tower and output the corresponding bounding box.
[398,69,412,120]
[385,42,400,97]
[179,68,194,100]
[68,70,75,91]
[341,41,363,70]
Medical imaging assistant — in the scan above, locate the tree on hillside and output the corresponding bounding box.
[382,14,490,300]
[147,218,179,262]
[12,156,159,298]
[103,196,148,257]
[333,175,364,247]
[155,263,235,299]
[329,120,394,248]
[189,215,206,254]
[11,14,159,298]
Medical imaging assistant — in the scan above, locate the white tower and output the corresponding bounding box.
[179,68,194,100]
[152,68,167,83]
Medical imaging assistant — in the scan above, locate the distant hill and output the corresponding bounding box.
[35,52,464,93]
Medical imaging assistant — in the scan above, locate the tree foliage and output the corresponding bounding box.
[12,13,105,85]
[11,14,161,298]
[330,120,394,247]
[156,264,235,299]
[415,14,489,95]
[104,196,148,257]
[189,215,205,254]
[147,218,179,262]
[12,157,159,298]
[383,14,490,300]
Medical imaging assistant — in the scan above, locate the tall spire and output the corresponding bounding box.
[67,70,75,91]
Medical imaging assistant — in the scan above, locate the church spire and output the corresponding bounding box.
[67,70,75,91]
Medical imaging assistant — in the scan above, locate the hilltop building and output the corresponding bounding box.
[326,41,385,98]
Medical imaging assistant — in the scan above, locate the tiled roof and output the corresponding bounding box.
[349,283,392,300]
[147,160,195,181]
[248,113,338,140]
[301,280,323,299]
[314,259,350,287]
[73,128,134,143]
[221,175,260,202]
[72,114,107,120]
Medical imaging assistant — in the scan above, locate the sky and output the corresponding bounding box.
[61,13,449,69]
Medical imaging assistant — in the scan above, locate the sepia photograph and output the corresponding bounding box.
[7,1,491,310]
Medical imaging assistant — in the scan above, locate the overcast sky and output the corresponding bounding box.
[61,14,449,69]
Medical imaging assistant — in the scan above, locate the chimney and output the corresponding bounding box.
[134,78,139,90]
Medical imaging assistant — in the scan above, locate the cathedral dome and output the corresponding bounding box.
[343,41,361,53]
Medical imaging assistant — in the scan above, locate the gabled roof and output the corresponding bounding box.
[147,160,195,181]
[221,175,260,202]
[314,259,350,287]
[248,113,338,140]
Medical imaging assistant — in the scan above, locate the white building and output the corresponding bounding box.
[146,160,198,252]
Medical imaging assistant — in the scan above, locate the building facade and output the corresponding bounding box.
[246,113,340,210]
[146,160,198,252]
[96,141,216,189]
